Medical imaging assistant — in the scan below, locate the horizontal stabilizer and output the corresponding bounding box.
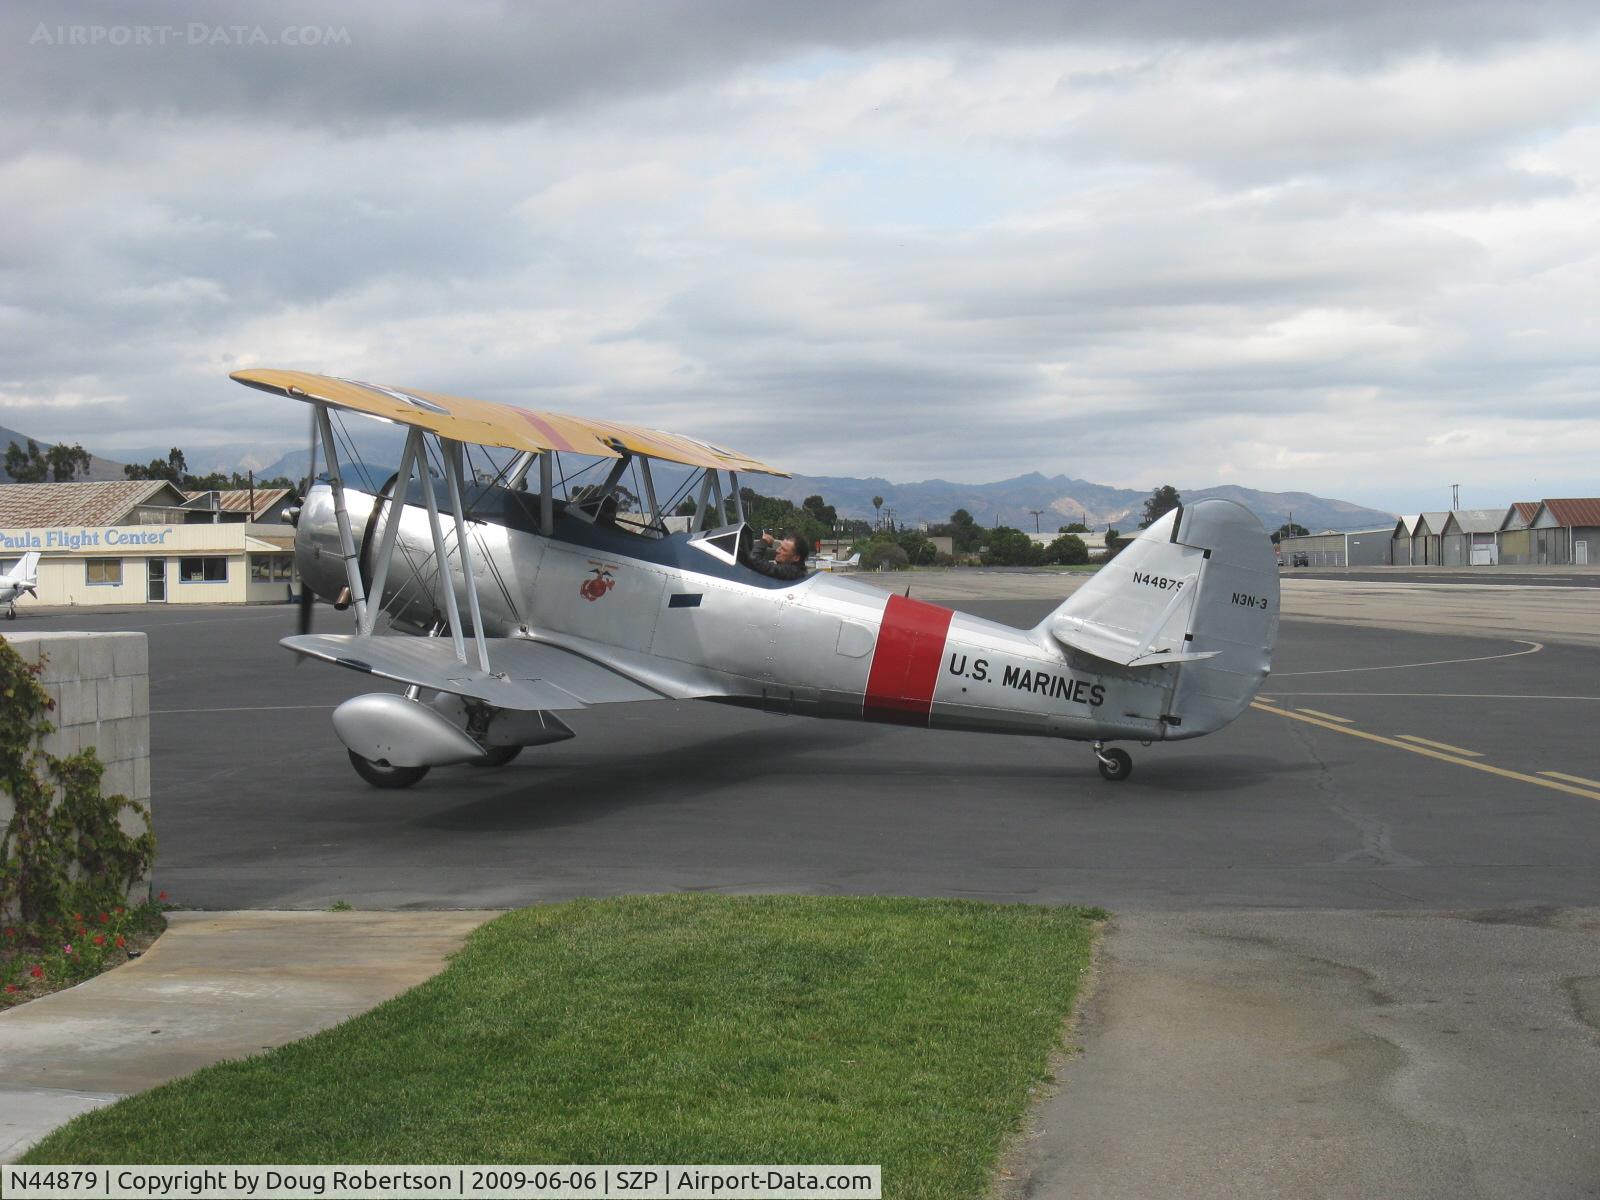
[283,634,666,710]
[1048,615,1221,668]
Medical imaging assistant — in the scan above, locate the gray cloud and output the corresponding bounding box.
[2,3,1599,514]
[6,1,1597,126]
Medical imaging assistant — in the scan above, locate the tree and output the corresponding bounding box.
[1139,485,1182,529]
[1274,522,1309,542]
[871,495,884,527]
[860,542,909,571]
[1060,521,1089,533]
[47,443,92,481]
[928,507,984,555]
[801,494,836,526]
[124,447,187,483]
[981,526,1036,566]
[4,439,49,483]
[1046,533,1089,565]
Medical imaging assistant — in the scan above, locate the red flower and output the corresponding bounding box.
[3,984,16,993]
[72,912,83,921]
[62,943,73,956]
[115,907,126,915]
[29,965,43,979]
[158,891,169,901]
[2,927,15,939]
[93,934,106,946]
[114,935,126,949]
[98,913,110,924]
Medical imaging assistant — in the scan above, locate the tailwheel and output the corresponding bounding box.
[347,750,430,789]
[469,745,523,768]
[1094,745,1133,782]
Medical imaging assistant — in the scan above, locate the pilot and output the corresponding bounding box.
[744,530,811,581]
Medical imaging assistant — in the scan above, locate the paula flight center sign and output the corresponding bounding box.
[0,527,175,552]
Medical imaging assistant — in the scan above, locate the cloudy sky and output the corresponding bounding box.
[3,1,1597,512]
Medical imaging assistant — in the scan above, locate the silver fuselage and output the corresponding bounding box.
[297,482,1208,744]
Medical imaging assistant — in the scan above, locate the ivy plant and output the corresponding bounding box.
[0,637,156,925]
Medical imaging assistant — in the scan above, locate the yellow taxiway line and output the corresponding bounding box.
[1540,770,1600,790]
[1395,733,1483,758]
[1250,702,1600,804]
[1296,708,1354,724]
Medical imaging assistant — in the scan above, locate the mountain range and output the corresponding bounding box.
[770,472,1395,533]
[2,422,1395,533]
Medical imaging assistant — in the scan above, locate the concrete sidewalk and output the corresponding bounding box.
[0,910,495,1162]
[1006,909,1600,1200]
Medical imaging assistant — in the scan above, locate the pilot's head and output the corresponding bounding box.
[777,534,811,565]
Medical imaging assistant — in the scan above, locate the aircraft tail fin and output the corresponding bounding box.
[13,551,40,582]
[1037,500,1278,735]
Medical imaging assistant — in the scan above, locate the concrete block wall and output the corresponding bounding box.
[0,632,152,843]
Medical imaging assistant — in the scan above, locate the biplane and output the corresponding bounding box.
[1,551,39,619]
[231,369,1279,788]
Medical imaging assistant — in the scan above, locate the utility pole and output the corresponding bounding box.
[1451,483,1460,510]
[1028,508,1044,533]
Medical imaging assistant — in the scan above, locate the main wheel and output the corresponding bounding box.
[469,745,523,768]
[347,750,430,789]
[1096,747,1133,782]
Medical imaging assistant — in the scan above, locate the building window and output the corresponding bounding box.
[86,558,123,586]
[250,554,295,582]
[179,556,228,583]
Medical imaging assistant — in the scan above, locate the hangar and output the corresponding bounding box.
[1277,527,1392,567]
[0,480,299,609]
[1439,509,1503,566]
[1527,498,1600,566]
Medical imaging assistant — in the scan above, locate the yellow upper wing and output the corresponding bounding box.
[230,369,787,477]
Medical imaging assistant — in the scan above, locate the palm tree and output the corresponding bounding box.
[872,495,884,528]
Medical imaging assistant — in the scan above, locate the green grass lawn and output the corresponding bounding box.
[24,895,1103,1198]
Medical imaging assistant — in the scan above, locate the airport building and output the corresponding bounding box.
[1278,527,1393,568]
[1288,498,1600,568]
[0,480,299,610]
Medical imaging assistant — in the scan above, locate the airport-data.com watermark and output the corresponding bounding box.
[28,23,351,48]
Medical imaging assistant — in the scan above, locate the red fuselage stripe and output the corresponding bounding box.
[864,593,955,726]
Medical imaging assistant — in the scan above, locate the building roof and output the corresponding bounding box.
[1441,508,1506,535]
[0,479,187,527]
[1502,502,1539,530]
[1414,511,1452,534]
[1394,515,1421,536]
[182,487,294,521]
[1537,498,1600,527]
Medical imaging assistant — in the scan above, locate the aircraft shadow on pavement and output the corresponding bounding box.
[408,731,1295,832]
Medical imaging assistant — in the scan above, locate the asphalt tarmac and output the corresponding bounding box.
[16,595,1599,914]
[13,588,1600,1196]
[1289,566,1600,587]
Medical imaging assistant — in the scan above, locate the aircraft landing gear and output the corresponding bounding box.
[469,745,523,768]
[1093,742,1132,782]
[5,606,14,620]
[347,750,430,789]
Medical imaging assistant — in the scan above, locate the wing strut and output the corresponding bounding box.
[314,404,370,630]
[538,452,554,536]
[638,458,661,528]
[442,438,492,673]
